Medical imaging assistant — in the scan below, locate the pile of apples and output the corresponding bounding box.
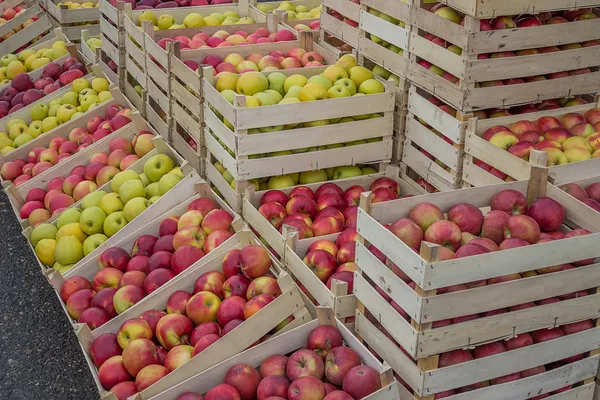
[0,7,39,44]
[172,325,383,400]
[69,244,281,396]
[256,1,321,30]
[198,47,327,76]
[85,35,102,52]
[28,154,183,273]
[382,189,592,300]
[401,318,593,398]
[17,128,152,226]
[138,9,254,30]
[0,58,87,117]
[560,181,600,212]
[57,197,233,326]
[0,40,70,84]
[214,160,380,192]
[118,0,232,10]
[476,108,600,180]
[258,177,403,239]
[0,76,114,155]
[421,5,599,85]
[156,27,295,51]
[56,1,99,9]
[0,103,130,185]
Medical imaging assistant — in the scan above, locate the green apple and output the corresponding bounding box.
[111,170,140,193]
[103,211,127,237]
[333,166,362,179]
[57,208,82,229]
[138,10,157,25]
[143,153,175,182]
[26,121,43,138]
[253,92,276,106]
[13,134,33,148]
[268,175,295,189]
[284,86,302,99]
[82,233,108,256]
[333,78,357,95]
[98,192,124,215]
[30,223,58,247]
[259,125,284,132]
[307,75,333,91]
[299,170,328,184]
[359,79,385,94]
[264,89,283,103]
[183,13,205,28]
[49,98,62,107]
[31,104,49,121]
[55,236,84,266]
[214,162,226,174]
[80,95,99,112]
[91,78,109,93]
[61,91,79,106]
[79,206,107,235]
[236,72,269,96]
[71,112,85,119]
[158,173,182,195]
[158,14,175,29]
[1,54,17,67]
[8,123,27,140]
[148,196,161,204]
[283,74,308,93]
[123,197,150,222]
[81,190,107,209]
[119,179,146,204]
[327,85,351,98]
[6,119,26,131]
[42,117,60,133]
[146,182,160,198]
[98,91,112,103]
[372,65,391,80]
[78,88,97,99]
[57,104,78,123]
[72,78,90,93]
[361,166,378,175]
[35,238,56,266]
[223,170,234,183]
[267,72,287,95]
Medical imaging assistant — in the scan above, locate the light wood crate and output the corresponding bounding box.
[202,66,395,182]
[147,308,400,400]
[462,99,600,187]
[319,0,360,48]
[4,112,148,224]
[44,0,99,24]
[406,3,600,110]
[0,87,132,176]
[0,4,54,55]
[22,144,191,274]
[437,0,600,19]
[353,172,600,398]
[72,233,310,400]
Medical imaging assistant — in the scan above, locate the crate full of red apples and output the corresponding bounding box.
[145,309,401,400]
[352,172,600,399]
[406,3,600,110]
[68,227,310,399]
[463,99,600,186]
[242,165,423,319]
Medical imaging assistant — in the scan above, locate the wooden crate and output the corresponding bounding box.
[406,3,600,110]
[462,99,600,187]
[557,176,600,215]
[437,0,600,19]
[353,172,600,398]
[80,29,97,62]
[0,3,54,55]
[44,0,99,24]
[0,87,132,172]
[4,112,148,224]
[357,0,411,80]
[401,85,470,191]
[203,66,395,181]
[168,30,336,145]
[22,145,192,274]
[319,0,360,48]
[147,308,400,400]
[56,22,100,43]
[72,233,309,399]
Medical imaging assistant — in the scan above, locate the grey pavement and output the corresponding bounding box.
[0,189,98,400]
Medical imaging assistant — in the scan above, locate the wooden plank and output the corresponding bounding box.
[407,86,464,144]
[441,0,600,19]
[320,12,359,48]
[358,35,408,79]
[401,144,458,191]
[360,10,409,51]
[405,118,461,171]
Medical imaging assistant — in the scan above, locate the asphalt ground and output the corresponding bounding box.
[0,189,98,400]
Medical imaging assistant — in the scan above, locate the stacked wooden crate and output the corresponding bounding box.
[354,172,600,399]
